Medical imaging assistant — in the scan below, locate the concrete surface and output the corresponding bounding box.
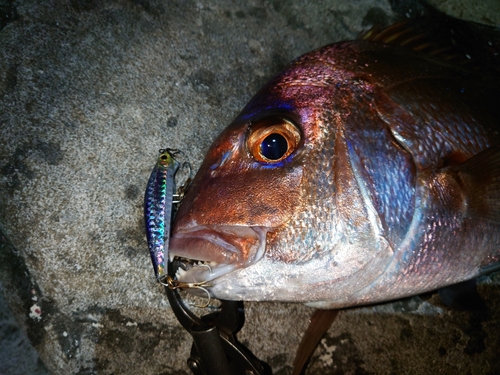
[0,0,499,374]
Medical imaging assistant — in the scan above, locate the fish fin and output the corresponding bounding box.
[359,1,500,73]
[447,145,500,224]
[480,262,500,275]
[358,20,468,66]
[438,279,487,311]
[292,309,340,375]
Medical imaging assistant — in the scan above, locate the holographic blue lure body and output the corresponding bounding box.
[144,149,180,281]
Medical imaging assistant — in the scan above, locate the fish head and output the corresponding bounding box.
[170,43,396,305]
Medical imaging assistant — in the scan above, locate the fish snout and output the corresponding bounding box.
[169,223,268,283]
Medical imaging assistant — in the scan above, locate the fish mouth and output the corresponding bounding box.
[168,225,268,285]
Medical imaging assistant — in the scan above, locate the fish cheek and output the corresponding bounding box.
[246,166,304,225]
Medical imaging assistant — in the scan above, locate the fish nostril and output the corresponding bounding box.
[210,151,231,171]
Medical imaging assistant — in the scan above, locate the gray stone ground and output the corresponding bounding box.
[0,0,499,374]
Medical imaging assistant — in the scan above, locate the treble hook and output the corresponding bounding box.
[164,275,213,308]
[193,263,213,274]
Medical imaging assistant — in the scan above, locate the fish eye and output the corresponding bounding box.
[247,117,301,163]
[260,133,288,160]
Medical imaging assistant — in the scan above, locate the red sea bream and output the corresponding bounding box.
[169,20,500,309]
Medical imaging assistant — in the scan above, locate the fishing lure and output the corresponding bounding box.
[144,149,180,282]
[144,148,212,306]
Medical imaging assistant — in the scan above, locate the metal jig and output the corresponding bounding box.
[144,149,180,280]
[144,148,193,281]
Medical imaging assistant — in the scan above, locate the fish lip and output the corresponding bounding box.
[169,225,268,283]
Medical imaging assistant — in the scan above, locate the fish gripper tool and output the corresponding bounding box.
[165,284,271,375]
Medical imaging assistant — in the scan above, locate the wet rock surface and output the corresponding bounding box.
[1,1,499,374]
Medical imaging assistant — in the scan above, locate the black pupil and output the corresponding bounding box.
[260,133,288,161]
